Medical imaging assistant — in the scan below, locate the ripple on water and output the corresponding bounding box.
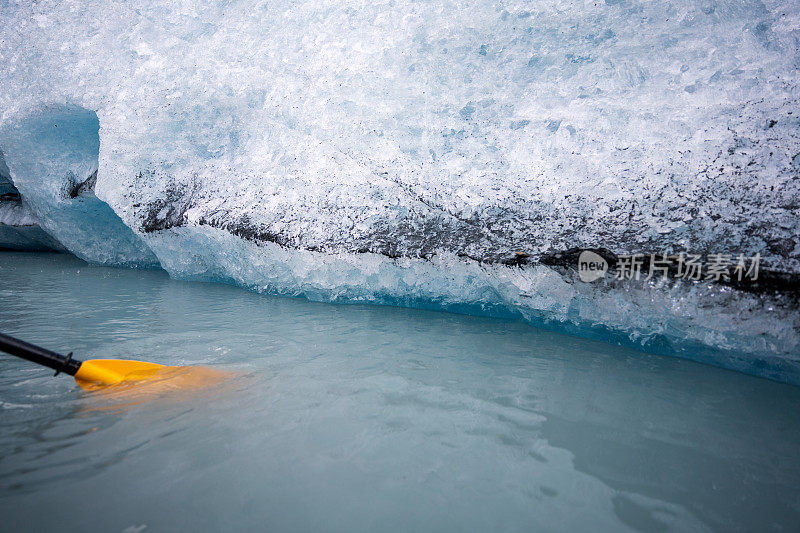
[0,252,799,532]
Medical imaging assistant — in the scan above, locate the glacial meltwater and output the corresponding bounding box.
[1,252,799,532]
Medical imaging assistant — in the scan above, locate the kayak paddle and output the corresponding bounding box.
[0,332,191,389]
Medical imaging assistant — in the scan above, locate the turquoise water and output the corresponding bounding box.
[1,252,799,532]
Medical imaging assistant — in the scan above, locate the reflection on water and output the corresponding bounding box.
[1,252,799,532]
[77,366,241,413]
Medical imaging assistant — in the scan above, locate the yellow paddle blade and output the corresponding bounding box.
[73,359,234,393]
[74,359,169,387]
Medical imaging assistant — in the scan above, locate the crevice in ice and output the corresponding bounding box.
[0,151,20,202]
[65,168,98,199]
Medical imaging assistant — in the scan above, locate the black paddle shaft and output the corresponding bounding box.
[0,333,82,376]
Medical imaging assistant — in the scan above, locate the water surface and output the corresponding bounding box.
[1,252,799,532]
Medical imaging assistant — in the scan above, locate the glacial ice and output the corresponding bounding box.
[0,107,159,266]
[0,1,798,382]
[0,151,64,251]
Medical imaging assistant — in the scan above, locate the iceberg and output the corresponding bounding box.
[0,1,798,382]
